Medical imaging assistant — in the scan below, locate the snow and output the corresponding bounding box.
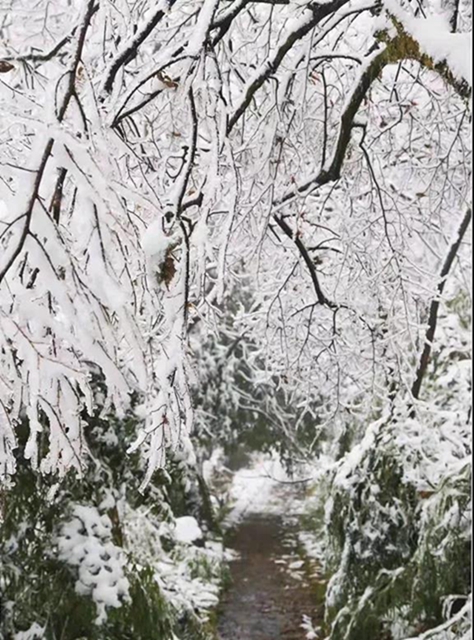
[385,0,472,86]
[224,454,294,524]
[0,1,471,637]
[141,219,173,261]
[186,0,219,57]
[403,595,472,639]
[120,500,232,623]
[56,505,130,624]
[301,614,321,639]
[13,624,45,640]
[174,515,203,544]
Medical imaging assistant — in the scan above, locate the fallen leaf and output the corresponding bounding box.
[0,60,14,73]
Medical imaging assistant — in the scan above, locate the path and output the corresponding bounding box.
[217,511,322,640]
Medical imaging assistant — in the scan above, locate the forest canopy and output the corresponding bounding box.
[0,0,470,478]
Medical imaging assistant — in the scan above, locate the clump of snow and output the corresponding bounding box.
[174,516,202,544]
[13,623,45,640]
[141,219,173,262]
[56,505,130,624]
[202,446,226,484]
[301,614,321,639]
[385,0,472,86]
[153,536,233,615]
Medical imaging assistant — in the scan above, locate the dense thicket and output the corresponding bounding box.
[0,395,226,639]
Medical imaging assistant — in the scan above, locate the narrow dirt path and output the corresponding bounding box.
[217,513,322,640]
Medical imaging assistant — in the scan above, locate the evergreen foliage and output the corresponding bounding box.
[0,405,224,639]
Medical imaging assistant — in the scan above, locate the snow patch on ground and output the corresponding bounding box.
[223,453,295,524]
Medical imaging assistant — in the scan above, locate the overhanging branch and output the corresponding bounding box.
[0,0,97,285]
[410,208,472,406]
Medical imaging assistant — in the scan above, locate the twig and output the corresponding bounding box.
[273,214,333,307]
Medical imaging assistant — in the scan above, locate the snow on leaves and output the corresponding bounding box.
[56,505,130,624]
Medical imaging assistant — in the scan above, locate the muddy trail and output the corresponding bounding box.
[217,513,323,640]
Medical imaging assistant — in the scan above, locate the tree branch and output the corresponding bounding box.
[274,22,470,212]
[273,214,334,307]
[410,208,472,405]
[0,0,97,285]
[2,4,98,65]
[226,0,350,133]
[101,1,178,95]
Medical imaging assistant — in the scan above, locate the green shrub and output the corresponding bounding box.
[323,419,471,640]
[0,407,223,640]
